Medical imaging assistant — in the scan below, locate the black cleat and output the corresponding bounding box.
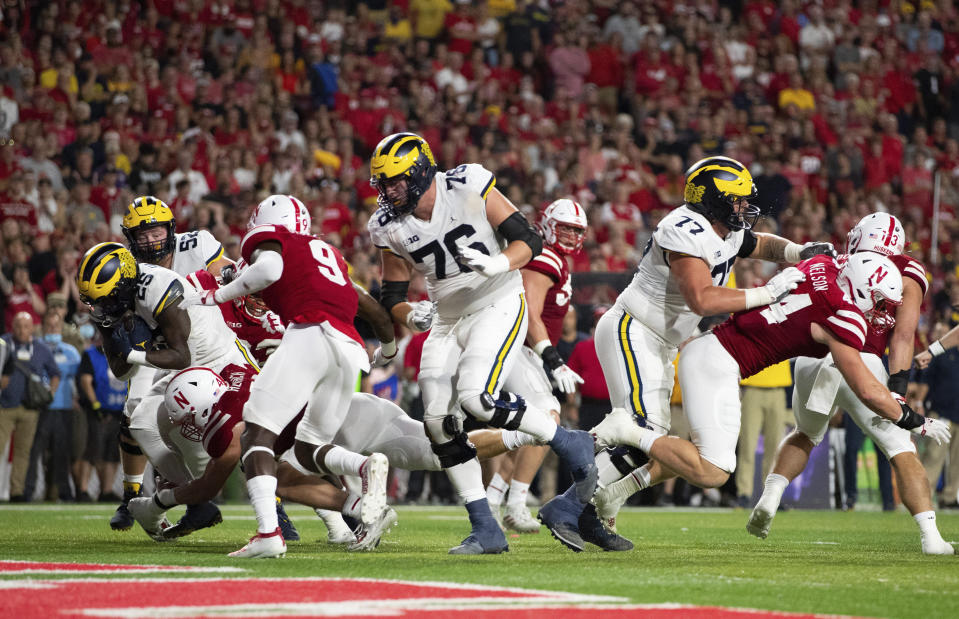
[110,488,141,531]
[161,501,223,539]
[579,503,633,551]
[538,493,586,552]
[276,498,300,542]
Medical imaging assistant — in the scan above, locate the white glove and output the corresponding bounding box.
[552,364,585,394]
[912,417,952,446]
[184,288,218,307]
[256,339,282,356]
[406,300,436,332]
[372,344,397,367]
[260,311,285,335]
[763,267,806,302]
[456,246,510,277]
[128,496,172,542]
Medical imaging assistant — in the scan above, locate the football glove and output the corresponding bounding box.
[798,242,837,260]
[256,339,282,356]
[406,300,436,332]
[764,267,805,302]
[456,246,510,277]
[552,364,585,394]
[887,393,952,445]
[260,311,285,335]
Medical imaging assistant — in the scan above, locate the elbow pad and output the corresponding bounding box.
[380,280,410,312]
[498,212,542,258]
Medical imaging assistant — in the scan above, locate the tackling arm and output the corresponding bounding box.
[212,242,284,304]
[749,233,835,264]
[522,269,552,347]
[673,254,803,315]
[170,425,242,505]
[380,249,416,326]
[886,278,922,391]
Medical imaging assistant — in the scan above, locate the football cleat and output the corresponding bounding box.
[127,497,174,543]
[503,505,540,534]
[746,502,776,540]
[537,491,586,552]
[490,503,505,531]
[161,501,223,540]
[359,453,390,528]
[592,474,636,533]
[590,408,646,451]
[921,539,956,555]
[579,503,632,551]
[109,487,141,531]
[276,498,300,542]
[549,427,599,503]
[348,506,398,552]
[448,527,510,555]
[315,508,356,544]
[229,527,286,559]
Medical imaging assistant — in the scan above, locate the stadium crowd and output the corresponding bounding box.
[2,0,959,508]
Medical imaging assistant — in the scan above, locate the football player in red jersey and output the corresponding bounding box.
[487,199,588,534]
[188,194,396,558]
[593,253,950,512]
[748,214,954,554]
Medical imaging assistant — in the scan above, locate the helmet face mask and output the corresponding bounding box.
[122,196,177,263]
[838,253,904,334]
[684,156,761,231]
[164,368,229,442]
[370,133,437,219]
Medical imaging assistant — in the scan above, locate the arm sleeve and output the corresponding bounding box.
[216,250,283,302]
[738,230,758,258]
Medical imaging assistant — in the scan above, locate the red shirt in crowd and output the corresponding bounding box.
[567,338,609,401]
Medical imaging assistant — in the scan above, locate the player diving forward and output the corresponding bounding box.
[188,195,395,558]
[593,254,951,538]
[77,241,254,538]
[367,132,598,554]
[748,213,954,555]
[538,155,835,551]
[109,196,234,531]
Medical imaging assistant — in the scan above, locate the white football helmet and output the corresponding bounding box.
[541,198,588,254]
[847,212,904,257]
[837,252,903,333]
[164,367,230,441]
[248,194,311,234]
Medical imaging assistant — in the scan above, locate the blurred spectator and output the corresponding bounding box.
[0,312,60,501]
[916,322,959,508]
[735,361,791,507]
[23,306,80,502]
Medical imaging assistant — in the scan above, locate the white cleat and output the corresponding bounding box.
[360,453,390,528]
[315,509,356,544]
[229,527,286,558]
[746,503,776,539]
[590,408,646,451]
[349,506,398,552]
[593,477,634,533]
[922,538,956,555]
[503,505,541,533]
[127,497,174,542]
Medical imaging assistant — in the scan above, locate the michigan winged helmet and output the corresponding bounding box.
[369,132,437,218]
[683,156,761,230]
[122,196,177,262]
[77,242,139,325]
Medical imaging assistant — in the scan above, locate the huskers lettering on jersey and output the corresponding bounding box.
[171,230,224,275]
[187,270,275,365]
[136,263,239,366]
[713,255,868,378]
[240,225,361,344]
[861,253,928,357]
[523,245,571,344]
[200,363,301,458]
[618,205,748,347]
[367,163,524,318]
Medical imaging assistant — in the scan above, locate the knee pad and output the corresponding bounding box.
[430,432,477,469]
[118,437,143,456]
[463,391,527,431]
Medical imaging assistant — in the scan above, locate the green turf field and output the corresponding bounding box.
[1,503,957,618]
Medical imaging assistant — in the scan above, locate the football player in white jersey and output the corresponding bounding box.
[108,196,234,531]
[543,156,835,550]
[77,242,253,539]
[367,132,598,555]
[747,213,954,555]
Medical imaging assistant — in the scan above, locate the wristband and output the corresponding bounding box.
[540,345,564,371]
[126,350,147,365]
[92,401,101,411]
[887,369,910,396]
[380,339,397,358]
[929,340,946,357]
[783,242,803,263]
[744,286,774,310]
[532,340,551,357]
[895,404,924,431]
